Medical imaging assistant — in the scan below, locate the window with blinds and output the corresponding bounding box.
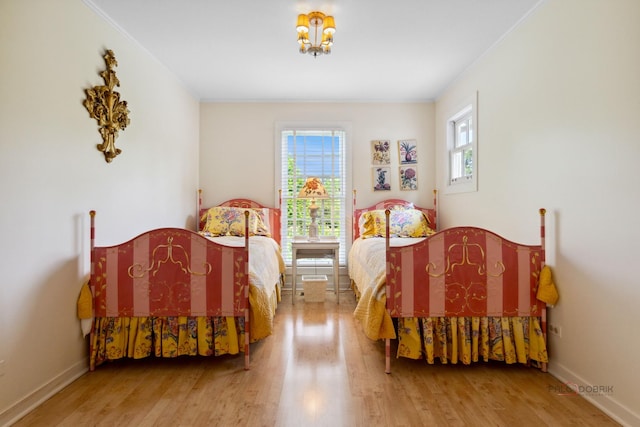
[278,128,347,265]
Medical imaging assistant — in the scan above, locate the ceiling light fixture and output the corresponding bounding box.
[296,11,335,57]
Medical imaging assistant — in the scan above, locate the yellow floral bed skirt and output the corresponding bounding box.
[396,316,548,364]
[91,315,245,367]
[90,283,280,368]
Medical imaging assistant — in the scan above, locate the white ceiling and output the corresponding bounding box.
[85,0,542,102]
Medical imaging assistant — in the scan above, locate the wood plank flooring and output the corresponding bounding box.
[14,291,618,427]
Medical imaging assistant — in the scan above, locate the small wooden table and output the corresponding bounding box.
[291,238,340,304]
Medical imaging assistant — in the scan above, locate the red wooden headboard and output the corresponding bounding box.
[352,190,437,240]
[197,190,282,244]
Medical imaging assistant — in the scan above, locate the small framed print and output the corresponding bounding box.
[373,166,391,191]
[371,140,391,165]
[398,139,417,164]
[399,166,418,191]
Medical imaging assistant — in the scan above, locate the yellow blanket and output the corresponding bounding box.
[537,265,559,305]
[76,281,93,319]
[249,283,276,341]
[353,275,396,340]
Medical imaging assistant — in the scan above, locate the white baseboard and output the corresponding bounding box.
[548,362,639,427]
[0,360,88,427]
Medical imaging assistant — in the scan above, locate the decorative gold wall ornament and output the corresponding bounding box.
[84,50,130,163]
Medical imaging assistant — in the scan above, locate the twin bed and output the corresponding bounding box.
[86,193,284,370]
[85,188,550,375]
[349,192,550,373]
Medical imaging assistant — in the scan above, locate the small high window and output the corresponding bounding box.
[445,93,478,193]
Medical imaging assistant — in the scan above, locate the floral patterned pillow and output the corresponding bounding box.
[200,207,270,237]
[253,209,271,236]
[358,204,412,236]
[361,208,434,238]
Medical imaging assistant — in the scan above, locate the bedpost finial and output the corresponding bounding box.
[90,210,96,217]
[539,208,546,216]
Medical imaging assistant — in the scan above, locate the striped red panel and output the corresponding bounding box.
[387,227,544,318]
[92,229,247,318]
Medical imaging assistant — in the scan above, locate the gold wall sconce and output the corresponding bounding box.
[84,50,130,163]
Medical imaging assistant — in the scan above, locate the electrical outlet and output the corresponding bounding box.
[548,323,562,338]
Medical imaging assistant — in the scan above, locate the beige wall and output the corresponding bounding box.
[0,0,200,423]
[435,0,640,424]
[199,102,435,216]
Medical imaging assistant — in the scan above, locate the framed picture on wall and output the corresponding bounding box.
[371,140,391,165]
[399,165,418,191]
[373,167,391,191]
[398,139,417,164]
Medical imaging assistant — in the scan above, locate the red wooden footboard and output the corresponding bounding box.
[383,208,547,373]
[89,210,251,370]
[386,227,544,318]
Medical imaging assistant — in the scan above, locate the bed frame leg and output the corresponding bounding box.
[244,211,250,371]
[244,311,250,370]
[244,344,250,370]
[244,310,250,370]
[385,338,391,374]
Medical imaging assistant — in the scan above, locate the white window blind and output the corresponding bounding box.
[278,129,347,265]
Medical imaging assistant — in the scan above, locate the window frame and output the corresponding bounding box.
[444,92,478,194]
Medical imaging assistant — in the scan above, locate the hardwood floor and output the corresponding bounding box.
[14,291,618,427]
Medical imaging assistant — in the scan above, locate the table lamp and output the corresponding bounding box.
[297,177,328,240]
